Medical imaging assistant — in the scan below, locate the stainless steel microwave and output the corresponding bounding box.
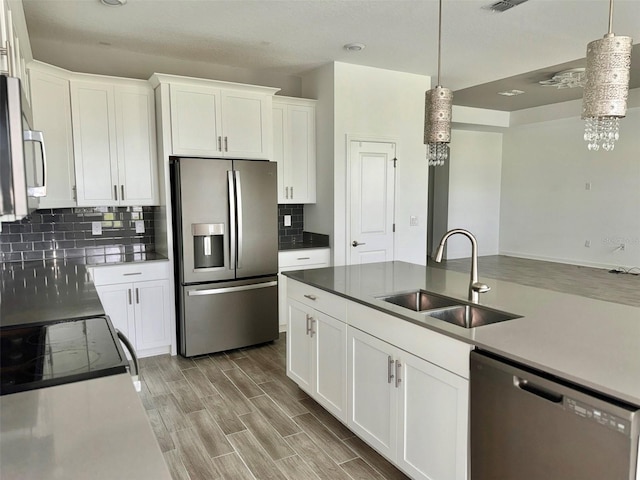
[0,75,47,222]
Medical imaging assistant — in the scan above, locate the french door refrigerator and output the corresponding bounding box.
[171,157,278,357]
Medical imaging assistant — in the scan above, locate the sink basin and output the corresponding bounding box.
[377,290,459,312]
[425,305,521,328]
[377,289,521,328]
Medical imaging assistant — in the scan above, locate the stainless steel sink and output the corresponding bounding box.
[377,290,460,312]
[425,305,521,328]
[377,289,521,328]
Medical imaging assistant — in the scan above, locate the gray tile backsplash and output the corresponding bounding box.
[278,204,304,244]
[0,206,157,263]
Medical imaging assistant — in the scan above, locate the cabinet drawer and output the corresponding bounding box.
[287,279,346,320]
[279,248,330,270]
[90,261,169,286]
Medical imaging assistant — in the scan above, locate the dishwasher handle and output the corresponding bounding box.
[514,376,563,404]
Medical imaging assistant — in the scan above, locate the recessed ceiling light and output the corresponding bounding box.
[344,43,366,52]
[497,89,525,97]
[100,0,126,6]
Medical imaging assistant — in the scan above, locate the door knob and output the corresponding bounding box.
[352,241,366,247]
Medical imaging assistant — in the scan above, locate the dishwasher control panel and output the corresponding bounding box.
[566,397,631,436]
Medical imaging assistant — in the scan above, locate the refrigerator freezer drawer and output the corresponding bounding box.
[180,277,278,357]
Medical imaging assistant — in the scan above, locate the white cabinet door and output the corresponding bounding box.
[273,102,286,201]
[273,98,316,204]
[169,84,222,157]
[397,351,469,480]
[29,65,76,208]
[286,299,313,392]
[114,85,157,205]
[72,78,157,207]
[71,81,119,206]
[313,311,347,421]
[133,279,171,351]
[96,283,136,345]
[221,90,270,160]
[347,326,397,460]
[288,103,315,203]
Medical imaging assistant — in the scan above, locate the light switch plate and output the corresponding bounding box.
[410,216,419,227]
[92,221,102,235]
[284,215,292,227]
[135,220,145,234]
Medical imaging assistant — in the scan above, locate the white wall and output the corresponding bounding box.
[500,101,640,269]
[301,64,336,254]
[323,62,431,266]
[442,130,503,259]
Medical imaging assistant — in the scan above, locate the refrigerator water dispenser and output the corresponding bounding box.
[192,223,225,269]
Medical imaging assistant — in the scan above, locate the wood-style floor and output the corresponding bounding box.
[429,254,640,307]
[139,335,409,480]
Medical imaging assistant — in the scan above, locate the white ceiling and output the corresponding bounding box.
[22,0,640,109]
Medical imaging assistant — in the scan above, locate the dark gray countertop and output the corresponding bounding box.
[0,255,168,327]
[285,261,640,406]
[1,260,104,327]
[279,242,331,251]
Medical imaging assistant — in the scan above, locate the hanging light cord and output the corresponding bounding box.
[437,0,443,86]
[607,0,614,35]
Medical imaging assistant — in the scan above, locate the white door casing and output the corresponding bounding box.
[348,139,396,265]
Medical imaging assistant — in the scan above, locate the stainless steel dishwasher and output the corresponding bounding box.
[470,350,639,480]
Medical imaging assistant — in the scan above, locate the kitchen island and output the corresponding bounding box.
[284,260,640,407]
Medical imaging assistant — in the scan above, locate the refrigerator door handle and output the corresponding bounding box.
[187,280,277,296]
[234,170,243,269]
[227,171,236,270]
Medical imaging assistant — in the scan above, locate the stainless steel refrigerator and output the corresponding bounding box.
[171,157,278,357]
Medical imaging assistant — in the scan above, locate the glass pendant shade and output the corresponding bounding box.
[581,11,633,151]
[424,86,453,166]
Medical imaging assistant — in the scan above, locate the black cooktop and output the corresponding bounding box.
[0,316,129,395]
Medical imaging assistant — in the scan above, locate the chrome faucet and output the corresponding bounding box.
[433,229,491,304]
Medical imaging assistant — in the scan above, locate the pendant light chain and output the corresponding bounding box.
[424,0,453,167]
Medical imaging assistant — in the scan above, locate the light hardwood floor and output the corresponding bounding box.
[140,336,409,480]
[429,254,640,307]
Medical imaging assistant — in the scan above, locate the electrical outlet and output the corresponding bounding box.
[92,221,102,236]
[135,220,145,234]
[584,240,591,247]
[585,182,592,191]
[284,215,292,227]
[410,216,419,227]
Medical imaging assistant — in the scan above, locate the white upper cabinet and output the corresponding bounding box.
[1,0,32,108]
[28,62,76,208]
[273,96,316,204]
[70,76,158,206]
[152,74,278,160]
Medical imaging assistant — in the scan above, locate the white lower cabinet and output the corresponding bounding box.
[348,326,469,480]
[91,262,172,358]
[286,298,347,422]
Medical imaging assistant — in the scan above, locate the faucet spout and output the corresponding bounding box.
[433,229,490,304]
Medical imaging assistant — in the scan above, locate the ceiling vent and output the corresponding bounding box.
[482,0,529,13]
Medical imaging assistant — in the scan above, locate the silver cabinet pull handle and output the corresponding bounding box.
[305,314,312,335]
[310,318,316,338]
[218,136,222,151]
[128,288,132,305]
[285,186,289,199]
[123,272,142,276]
[290,186,293,198]
[303,294,317,301]
[135,288,140,304]
[296,257,310,260]
[352,241,366,247]
[121,185,125,201]
[388,356,395,384]
[224,136,228,152]
[114,185,118,201]
[395,360,402,388]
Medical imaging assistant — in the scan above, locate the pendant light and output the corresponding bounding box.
[424,0,452,167]
[582,0,633,151]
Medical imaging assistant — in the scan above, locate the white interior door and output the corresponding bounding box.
[349,140,396,265]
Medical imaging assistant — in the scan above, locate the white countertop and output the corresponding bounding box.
[285,261,640,406]
[0,374,171,480]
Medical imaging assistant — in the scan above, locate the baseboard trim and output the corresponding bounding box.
[498,251,615,270]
